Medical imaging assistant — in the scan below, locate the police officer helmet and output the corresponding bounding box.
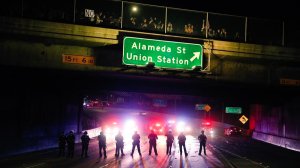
[84,131,88,134]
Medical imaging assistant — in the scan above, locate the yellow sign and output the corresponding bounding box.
[239,115,248,124]
[280,78,300,86]
[62,54,95,65]
[204,104,211,112]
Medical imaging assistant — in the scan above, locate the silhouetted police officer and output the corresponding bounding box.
[115,131,125,157]
[81,131,90,158]
[165,130,174,155]
[66,130,75,158]
[198,130,207,155]
[98,131,107,158]
[178,132,188,156]
[148,130,158,155]
[131,131,142,156]
[58,132,66,157]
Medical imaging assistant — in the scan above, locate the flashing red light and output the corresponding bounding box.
[155,123,161,127]
[202,121,211,126]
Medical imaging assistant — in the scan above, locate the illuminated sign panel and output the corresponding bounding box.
[195,104,206,110]
[239,115,248,124]
[280,78,300,86]
[225,107,242,114]
[195,104,211,112]
[123,37,203,70]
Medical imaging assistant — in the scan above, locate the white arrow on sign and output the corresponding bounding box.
[190,52,200,62]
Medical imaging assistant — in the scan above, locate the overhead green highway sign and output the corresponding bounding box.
[226,107,242,114]
[123,37,203,70]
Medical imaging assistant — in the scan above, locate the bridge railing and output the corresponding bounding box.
[166,7,207,38]
[207,13,246,42]
[122,2,165,33]
[1,0,297,48]
[23,0,74,23]
[76,0,121,28]
[246,18,283,46]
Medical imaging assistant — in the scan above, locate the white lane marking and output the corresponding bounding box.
[212,144,268,168]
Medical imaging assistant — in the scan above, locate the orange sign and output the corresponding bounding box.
[280,78,300,86]
[62,54,95,65]
[204,104,211,112]
[239,115,248,124]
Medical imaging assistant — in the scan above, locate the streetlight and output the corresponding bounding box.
[132,6,138,13]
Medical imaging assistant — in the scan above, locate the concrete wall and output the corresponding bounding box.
[0,39,94,70]
[253,132,300,152]
[0,67,83,157]
[251,101,300,152]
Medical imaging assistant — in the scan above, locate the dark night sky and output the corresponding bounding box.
[124,0,297,20]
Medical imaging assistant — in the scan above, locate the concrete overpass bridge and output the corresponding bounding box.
[1,0,300,157]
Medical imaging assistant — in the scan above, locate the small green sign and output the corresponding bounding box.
[123,37,203,70]
[195,104,206,110]
[226,107,242,114]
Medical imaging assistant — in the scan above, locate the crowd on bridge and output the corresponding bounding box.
[79,8,239,40]
[58,129,208,159]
